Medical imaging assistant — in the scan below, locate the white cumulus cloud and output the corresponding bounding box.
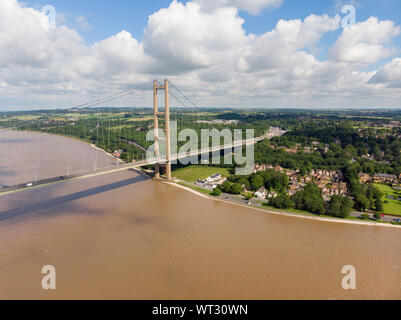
[196,0,283,15]
[239,14,341,72]
[329,17,401,64]
[369,58,401,88]
[0,0,401,110]
[143,1,248,73]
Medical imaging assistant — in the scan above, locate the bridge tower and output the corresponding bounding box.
[153,79,172,181]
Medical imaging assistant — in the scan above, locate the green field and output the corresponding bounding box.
[10,115,42,121]
[173,165,231,183]
[374,184,401,216]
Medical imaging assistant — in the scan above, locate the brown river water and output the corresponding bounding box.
[0,129,117,188]
[0,130,400,299]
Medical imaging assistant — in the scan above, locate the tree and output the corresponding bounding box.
[211,188,222,197]
[270,194,294,209]
[341,197,353,218]
[328,196,342,217]
[328,196,353,218]
[374,212,382,220]
[230,183,243,195]
[244,193,253,201]
[237,178,251,190]
[374,199,384,213]
[293,183,326,215]
[250,174,264,191]
[354,193,370,212]
[220,181,233,193]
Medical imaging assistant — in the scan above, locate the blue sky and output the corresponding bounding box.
[24,0,401,44]
[1,0,401,110]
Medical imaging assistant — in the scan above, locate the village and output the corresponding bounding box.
[251,164,348,201]
[194,164,349,201]
[358,172,401,185]
[194,163,401,204]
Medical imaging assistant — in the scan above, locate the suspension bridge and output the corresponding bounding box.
[0,80,286,193]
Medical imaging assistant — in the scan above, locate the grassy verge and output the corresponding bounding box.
[177,182,212,195]
[258,203,314,216]
[259,203,396,224]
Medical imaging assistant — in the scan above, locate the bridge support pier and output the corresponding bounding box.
[153,79,172,181]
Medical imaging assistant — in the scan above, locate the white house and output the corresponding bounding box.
[254,187,267,199]
[206,173,223,183]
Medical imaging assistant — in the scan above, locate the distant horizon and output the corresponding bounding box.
[1,106,401,113]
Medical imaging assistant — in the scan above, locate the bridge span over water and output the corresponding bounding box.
[0,128,285,195]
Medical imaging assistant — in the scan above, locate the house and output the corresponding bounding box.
[285,147,298,154]
[267,191,278,199]
[195,179,217,190]
[373,173,397,184]
[253,164,273,173]
[254,187,267,199]
[195,180,207,187]
[206,173,222,183]
[358,173,371,183]
[217,177,227,185]
[285,169,296,176]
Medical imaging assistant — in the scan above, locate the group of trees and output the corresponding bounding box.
[219,180,244,195]
[268,183,353,218]
[292,183,327,215]
[223,169,289,193]
[255,140,350,173]
[327,195,354,218]
[267,121,400,177]
[344,164,384,214]
[270,194,294,209]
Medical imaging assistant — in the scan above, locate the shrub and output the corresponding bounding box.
[211,188,222,197]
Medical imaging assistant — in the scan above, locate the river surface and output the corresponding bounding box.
[0,130,400,299]
[0,129,117,188]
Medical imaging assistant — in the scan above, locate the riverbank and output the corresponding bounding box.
[165,181,401,229]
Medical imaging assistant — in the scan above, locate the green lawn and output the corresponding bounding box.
[173,165,231,183]
[10,115,41,121]
[374,184,401,216]
[260,204,314,216]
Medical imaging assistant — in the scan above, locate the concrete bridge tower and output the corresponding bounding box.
[153,79,172,181]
